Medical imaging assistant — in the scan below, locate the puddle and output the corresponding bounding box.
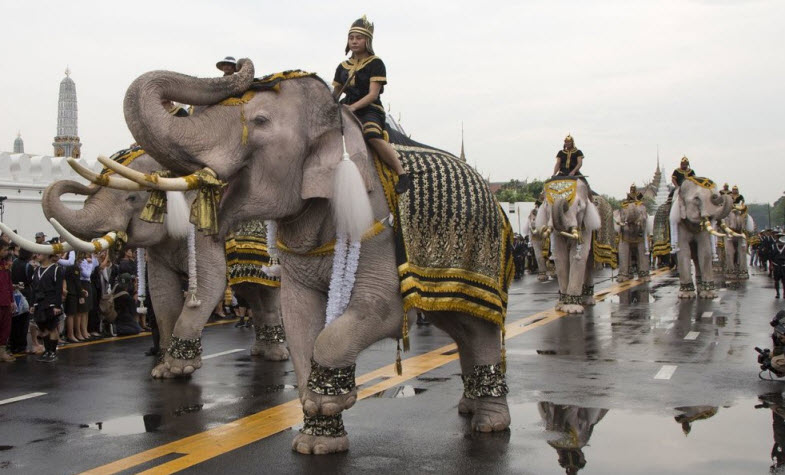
[441,349,459,356]
[173,404,203,416]
[0,446,13,451]
[83,414,162,436]
[371,385,427,398]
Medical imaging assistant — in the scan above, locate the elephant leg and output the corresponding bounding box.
[164,236,227,376]
[617,241,631,282]
[739,240,749,279]
[146,259,185,379]
[428,312,510,432]
[562,233,591,314]
[724,238,735,281]
[696,232,717,299]
[235,283,289,361]
[582,252,595,306]
[533,238,548,281]
[637,242,650,282]
[552,237,570,311]
[677,228,696,299]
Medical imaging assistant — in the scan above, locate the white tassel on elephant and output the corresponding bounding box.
[261,220,282,277]
[186,224,201,308]
[164,191,191,239]
[136,248,147,315]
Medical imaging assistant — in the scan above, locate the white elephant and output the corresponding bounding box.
[721,205,754,281]
[525,205,553,281]
[614,200,651,282]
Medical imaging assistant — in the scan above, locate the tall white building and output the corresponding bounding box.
[13,133,24,153]
[52,67,82,158]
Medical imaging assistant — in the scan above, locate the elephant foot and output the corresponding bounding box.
[698,290,717,299]
[616,274,630,283]
[678,291,697,299]
[458,396,474,415]
[150,362,177,379]
[302,359,357,416]
[582,296,596,306]
[251,341,290,361]
[641,276,651,283]
[292,432,349,455]
[561,304,585,314]
[537,274,548,282]
[164,353,202,376]
[293,414,349,454]
[555,301,564,312]
[471,396,511,432]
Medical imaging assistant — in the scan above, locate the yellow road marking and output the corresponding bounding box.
[12,319,241,357]
[83,269,668,475]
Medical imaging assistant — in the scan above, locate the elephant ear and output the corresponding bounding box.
[301,107,374,201]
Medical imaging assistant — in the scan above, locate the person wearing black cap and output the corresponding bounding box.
[216,56,237,76]
[772,233,785,298]
[333,15,410,194]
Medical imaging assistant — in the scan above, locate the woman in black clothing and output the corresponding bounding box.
[113,273,142,336]
[30,253,65,362]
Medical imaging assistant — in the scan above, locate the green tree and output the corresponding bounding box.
[602,194,621,210]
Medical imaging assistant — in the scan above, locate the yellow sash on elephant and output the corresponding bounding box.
[651,202,672,257]
[374,141,514,329]
[544,179,577,206]
[592,196,618,268]
[225,219,280,288]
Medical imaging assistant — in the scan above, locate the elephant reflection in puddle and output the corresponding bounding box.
[756,393,785,471]
[538,402,608,474]
[673,405,718,436]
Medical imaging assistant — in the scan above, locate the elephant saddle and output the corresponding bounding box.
[651,202,672,257]
[225,219,280,288]
[374,132,515,328]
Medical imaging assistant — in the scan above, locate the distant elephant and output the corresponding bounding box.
[660,177,733,298]
[42,150,287,378]
[114,60,515,454]
[525,205,552,281]
[535,177,615,314]
[721,206,754,281]
[614,200,651,282]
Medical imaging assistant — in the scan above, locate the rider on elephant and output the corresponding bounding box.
[624,183,643,203]
[731,185,745,206]
[333,15,410,194]
[553,134,584,177]
[670,156,697,253]
[720,183,731,196]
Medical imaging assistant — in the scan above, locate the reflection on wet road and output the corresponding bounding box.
[1,269,784,474]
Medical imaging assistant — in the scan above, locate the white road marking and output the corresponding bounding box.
[0,392,46,406]
[202,349,245,360]
[684,331,700,341]
[701,311,713,320]
[654,365,678,380]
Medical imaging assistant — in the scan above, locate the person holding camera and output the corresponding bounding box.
[757,311,785,377]
[773,232,785,299]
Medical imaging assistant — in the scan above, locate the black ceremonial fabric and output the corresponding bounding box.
[225,219,280,288]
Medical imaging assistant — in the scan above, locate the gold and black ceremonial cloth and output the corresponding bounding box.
[100,145,146,176]
[225,219,280,288]
[375,130,514,328]
[651,201,672,257]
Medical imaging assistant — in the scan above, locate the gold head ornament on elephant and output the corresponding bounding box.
[658,176,733,298]
[116,59,516,454]
[535,177,617,314]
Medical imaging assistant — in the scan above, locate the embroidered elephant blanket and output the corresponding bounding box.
[225,219,280,288]
[374,137,514,328]
[651,202,672,257]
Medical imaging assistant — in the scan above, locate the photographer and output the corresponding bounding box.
[757,311,785,377]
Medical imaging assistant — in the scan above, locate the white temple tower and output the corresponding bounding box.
[52,67,81,158]
[13,132,24,153]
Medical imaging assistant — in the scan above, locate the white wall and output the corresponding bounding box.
[498,201,536,236]
[0,152,101,240]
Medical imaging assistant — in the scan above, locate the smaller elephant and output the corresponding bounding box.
[665,177,733,298]
[614,200,651,283]
[721,205,754,281]
[535,177,615,314]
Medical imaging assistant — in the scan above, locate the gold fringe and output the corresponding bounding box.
[395,340,403,376]
[402,312,410,352]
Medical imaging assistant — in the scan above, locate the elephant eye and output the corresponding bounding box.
[126,194,138,203]
[253,115,269,125]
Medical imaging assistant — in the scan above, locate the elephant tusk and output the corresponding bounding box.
[720,223,745,239]
[67,158,144,191]
[49,218,118,253]
[0,222,75,255]
[702,218,728,238]
[96,155,213,191]
[559,228,580,240]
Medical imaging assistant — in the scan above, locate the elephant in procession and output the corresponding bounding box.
[614,200,651,282]
[653,177,733,298]
[525,205,553,281]
[534,177,617,314]
[36,150,287,377]
[106,59,515,454]
[721,205,754,281]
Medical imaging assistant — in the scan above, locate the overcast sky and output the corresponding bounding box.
[1,0,783,202]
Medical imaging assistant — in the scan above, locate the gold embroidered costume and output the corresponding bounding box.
[225,219,280,288]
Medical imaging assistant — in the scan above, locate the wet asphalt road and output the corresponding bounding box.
[1,267,785,474]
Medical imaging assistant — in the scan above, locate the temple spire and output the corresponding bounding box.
[52,67,81,158]
[459,122,466,162]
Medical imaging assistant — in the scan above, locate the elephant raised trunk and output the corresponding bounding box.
[123,59,255,175]
[41,180,102,240]
[552,197,576,233]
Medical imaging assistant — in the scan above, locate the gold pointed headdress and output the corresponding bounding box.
[346,15,375,55]
[732,184,739,191]
[564,133,574,142]
[680,155,689,164]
